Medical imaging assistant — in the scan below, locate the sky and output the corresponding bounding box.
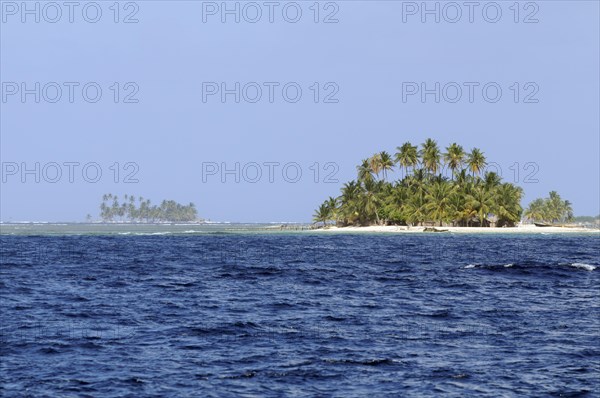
[1,0,599,222]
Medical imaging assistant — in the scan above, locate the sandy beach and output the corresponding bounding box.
[313,224,600,234]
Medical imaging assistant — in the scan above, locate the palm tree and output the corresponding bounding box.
[386,183,408,224]
[468,185,494,226]
[454,169,471,187]
[362,179,382,225]
[357,159,374,183]
[547,191,564,222]
[403,195,426,226]
[563,200,574,222]
[128,195,137,221]
[326,196,339,224]
[111,196,120,222]
[424,180,456,226]
[483,171,502,191]
[404,169,428,225]
[100,202,109,221]
[493,183,523,226]
[444,143,465,179]
[120,201,128,222]
[420,138,441,176]
[341,181,360,201]
[378,151,394,181]
[409,169,427,195]
[313,203,330,226]
[525,198,547,222]
[395,142,419,177]
[467,148,486,176]
[369,153,383,179]
[448,190,468,226]
[339,180,362,225]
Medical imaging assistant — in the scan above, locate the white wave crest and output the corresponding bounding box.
[570,263,597,271]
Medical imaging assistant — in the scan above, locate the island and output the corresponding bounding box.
[98,194,199,223]
[312,139,591,233]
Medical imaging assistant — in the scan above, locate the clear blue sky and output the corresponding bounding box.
[1,1,599,222]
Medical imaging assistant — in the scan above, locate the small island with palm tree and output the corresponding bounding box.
[97,194,200,223]
[313,138,594,233]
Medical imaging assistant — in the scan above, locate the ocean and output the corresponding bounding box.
[1,224,599,397]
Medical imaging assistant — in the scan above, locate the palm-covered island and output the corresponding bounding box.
[98,194,199,222]
[313,139,575,229]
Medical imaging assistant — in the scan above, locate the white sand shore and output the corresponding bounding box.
[313,224,600,234]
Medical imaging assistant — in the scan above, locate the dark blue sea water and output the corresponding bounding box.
[1,230,599,397]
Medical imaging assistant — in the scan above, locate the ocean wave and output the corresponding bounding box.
[464,263,514,269]
[465,262,596,271]
[570,263,597,271]
[7,221,50,224]
[120,232,174,236]
[114,230,209,235]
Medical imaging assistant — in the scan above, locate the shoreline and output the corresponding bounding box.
[0,223,598,236]
[312,225,600,234]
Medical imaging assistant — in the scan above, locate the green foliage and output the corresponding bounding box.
[314,138,524,228]
[99,194,198,222]
[525,191,574,223]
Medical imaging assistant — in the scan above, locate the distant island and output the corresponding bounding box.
[97,194,199,223]
[571,215,600,227]
[313,139,576,229]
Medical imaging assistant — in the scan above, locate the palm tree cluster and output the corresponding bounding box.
[99,194,198,222]
[524,191,573,224]
[313,139,524,227]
